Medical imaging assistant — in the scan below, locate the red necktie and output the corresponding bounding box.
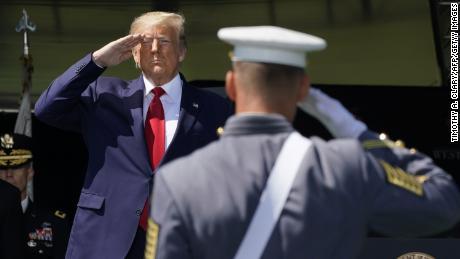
[140,87,166,230]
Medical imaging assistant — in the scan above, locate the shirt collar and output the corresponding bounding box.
[21,196,29,213]
[143,73,182,104]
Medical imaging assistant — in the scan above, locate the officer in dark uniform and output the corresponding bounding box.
[145,26,460,259]
[0,133,70,259]
[0,178,25,259]
[23,199,69,259]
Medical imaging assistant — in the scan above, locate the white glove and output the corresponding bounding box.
[297,88,367,138]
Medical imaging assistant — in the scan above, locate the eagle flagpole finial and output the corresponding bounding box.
[15,9,36,57]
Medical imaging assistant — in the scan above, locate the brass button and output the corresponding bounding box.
[395,140,405,148]
[216,127,224,136]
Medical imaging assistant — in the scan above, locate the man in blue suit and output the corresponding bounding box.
[34,11,232,259]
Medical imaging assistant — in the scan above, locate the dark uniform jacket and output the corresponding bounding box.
[148,114,460,259]
[24,200,70,259]
[0,179,25,259]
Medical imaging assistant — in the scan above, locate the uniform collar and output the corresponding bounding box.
[223,113,293,136]
[143,73,182,104]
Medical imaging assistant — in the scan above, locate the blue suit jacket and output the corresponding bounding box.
[34,54,233,259]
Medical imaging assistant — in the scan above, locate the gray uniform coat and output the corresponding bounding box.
[148,114,460,259]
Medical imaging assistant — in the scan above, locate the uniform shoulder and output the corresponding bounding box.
[0,180,21,210]
[0,179,20,196]
[309,136,370,171]
[311,136,365,156]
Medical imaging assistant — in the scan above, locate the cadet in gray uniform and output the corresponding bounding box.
[145,26,460,259]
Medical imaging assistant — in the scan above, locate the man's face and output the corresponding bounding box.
[0,165,33,200]
[133,24,186,86]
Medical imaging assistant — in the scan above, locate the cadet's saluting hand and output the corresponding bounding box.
[298,87,367,138]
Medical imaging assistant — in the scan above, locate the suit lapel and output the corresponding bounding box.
[177,80,201,136]
[122,76,152,174]
[162,77,201,164]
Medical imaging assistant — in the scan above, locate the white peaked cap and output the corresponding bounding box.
[217,26,327,68]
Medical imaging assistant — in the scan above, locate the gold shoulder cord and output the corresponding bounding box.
[145,218,160,259]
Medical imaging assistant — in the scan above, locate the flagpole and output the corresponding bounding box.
[14,9,36,138]
[15,9,36,201]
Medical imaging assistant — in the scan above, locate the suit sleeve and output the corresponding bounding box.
[34,53,105,132]
[359,130,460,237]
[146,171,192,259]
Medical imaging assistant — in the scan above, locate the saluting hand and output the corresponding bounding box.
[298,88,367,139]
[92,34,143,68]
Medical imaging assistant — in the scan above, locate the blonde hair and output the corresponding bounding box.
[130,11,186,49]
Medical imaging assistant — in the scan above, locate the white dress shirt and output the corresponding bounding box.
[21,196,29,213]
[143,73,182,150]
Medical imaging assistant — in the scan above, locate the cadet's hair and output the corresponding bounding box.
[234,62,304,95]
[129,11,187,49]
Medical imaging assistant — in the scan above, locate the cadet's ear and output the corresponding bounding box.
[225,70,236,101]
[297,75,310,102]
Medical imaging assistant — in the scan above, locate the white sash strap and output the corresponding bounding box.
[234,131,312,259]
